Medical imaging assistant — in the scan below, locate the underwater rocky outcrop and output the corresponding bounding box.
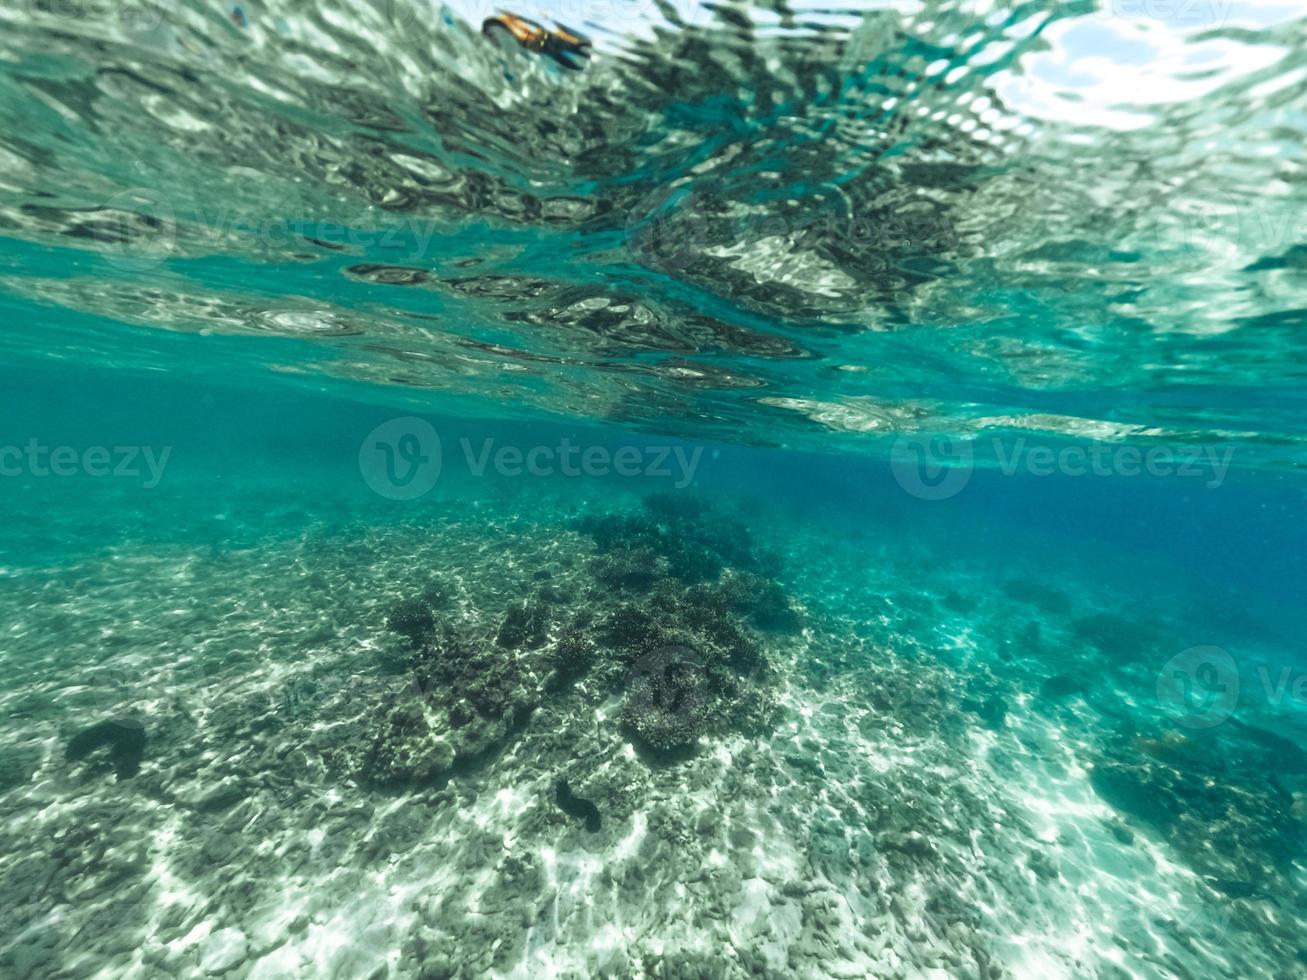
[357,493,796,789]
[357,620,545,789]
[1090,720,1307,898]
[64,719,146,780]
[622,643,712,756]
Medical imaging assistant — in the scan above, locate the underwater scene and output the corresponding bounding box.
[2,1,1307,977]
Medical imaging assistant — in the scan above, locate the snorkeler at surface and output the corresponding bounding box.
[481,12,592,70]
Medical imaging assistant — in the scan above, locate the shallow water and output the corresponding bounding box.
[3,2,1307,978]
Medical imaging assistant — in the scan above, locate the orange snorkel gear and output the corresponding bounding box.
[481,12,592,71]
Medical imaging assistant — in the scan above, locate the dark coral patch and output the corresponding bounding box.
[622,645,712,755]
[363,495,789,788]
[65,719,145,780]
[496,600,551,649]
[555,779,602,832]
[388,597,438,648]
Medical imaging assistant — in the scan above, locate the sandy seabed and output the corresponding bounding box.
[1,492,1301,979]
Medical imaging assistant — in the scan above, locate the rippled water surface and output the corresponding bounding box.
[2,0,1306,456]
[3,2,1307,978]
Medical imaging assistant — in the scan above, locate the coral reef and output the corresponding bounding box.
[495,598,552,649]
[622,644,712,755]
[353,494,793,793]
[1090,721,1306,894]
[7,493,1297,979]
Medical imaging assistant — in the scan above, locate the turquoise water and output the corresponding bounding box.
[4,2,1307,977]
